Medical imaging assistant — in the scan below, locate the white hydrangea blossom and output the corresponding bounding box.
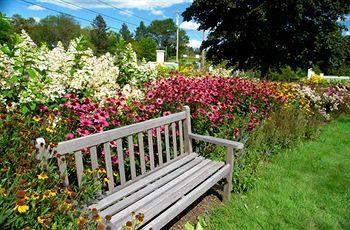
[0,31,157,108]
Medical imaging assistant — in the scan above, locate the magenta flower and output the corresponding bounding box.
[65,133,74,140]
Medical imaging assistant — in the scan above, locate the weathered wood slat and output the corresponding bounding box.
[110,159,212,224]
[171,122,177,158]
[56,112,187,154]
[137,132,146,174]
[74,151,84,187]
[147,130,155,170]
[90,146,99,178]
[189,133,244,149]
[138,162,225,226]
[183,106,193,154]
[111,160,221,225]
[90,153,198,211]
[116,139,126,185]
[156,127,163,166]
[103,142,114,191]
[223,147,234,202]
[127,136,137,179]
[178,120,184,155]
[143,165,230,229]
[58,156,69,186]
[164,124,170,162]
[99,156,204,217]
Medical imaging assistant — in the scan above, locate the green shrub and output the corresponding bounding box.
[268,66,306,82]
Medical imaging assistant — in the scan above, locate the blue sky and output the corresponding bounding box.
[0,0,349,48]
[0,0,203,48]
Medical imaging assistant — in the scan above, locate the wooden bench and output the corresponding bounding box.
[37,106,243,229]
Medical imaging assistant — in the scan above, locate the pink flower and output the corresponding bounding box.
[65,133,74,140]
[163,111,171,116]
[156,98,163,105]
[39,105,48,112]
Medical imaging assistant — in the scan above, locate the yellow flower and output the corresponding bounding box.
[49,189,57,197]
[33,115,41,122]
[16,204,29,213]
[43,191,50,199]
[46,127,54,133]
[98,168,106,174]
[0,187,7,197]
[104,177,110,184]
[86,169,93,174]
[31,194,40,200]
[38,172,48,180]
[37,215,45,224]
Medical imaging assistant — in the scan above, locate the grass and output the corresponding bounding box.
[209,114,350,229]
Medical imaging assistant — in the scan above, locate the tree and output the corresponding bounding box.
[135,21,149,41]
[37,14,81,47]
[91,15,108,55]
[148,19,189,59]
[132,37,157,61]
[0,13,13,45]
[119,23,133,43]
[183,0,350,76]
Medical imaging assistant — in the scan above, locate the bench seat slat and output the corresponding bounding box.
[111,160,224,226]
[99,156,204,217]
[143,164,231,229]
[90,153,198,211]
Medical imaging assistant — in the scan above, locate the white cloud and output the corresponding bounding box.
[150,8,164,16]
[188,39,201,49]
[27,5,45,11]
[119,9,133,17]
[33,17,41,22]
[38,0,192,11]
[180,21,200,30]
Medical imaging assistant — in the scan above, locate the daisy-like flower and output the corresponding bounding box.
[37,215,45,224]
[14,199,29,213]
[38,172,48,180]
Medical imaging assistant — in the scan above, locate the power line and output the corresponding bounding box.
[17,0,121,30]
[54,0,138,28]
[96,0,153,23]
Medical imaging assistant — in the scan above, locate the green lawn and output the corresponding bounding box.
[209,114,350,229]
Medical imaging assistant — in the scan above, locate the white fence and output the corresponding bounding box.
[307,68,350,81]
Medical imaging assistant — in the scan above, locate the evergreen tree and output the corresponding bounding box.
[90,15,108,55]
[135,21,149,41]
[119,23,133,43]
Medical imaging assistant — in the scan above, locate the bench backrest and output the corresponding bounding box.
[49,106,192,192]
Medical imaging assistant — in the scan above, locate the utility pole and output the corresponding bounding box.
[176,11,180,63]
[201,30,205,70]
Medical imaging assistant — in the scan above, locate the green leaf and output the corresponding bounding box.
[21,105,29,115]
[30,103,36,111]
[184,222,195,230]
[27,69,36,79]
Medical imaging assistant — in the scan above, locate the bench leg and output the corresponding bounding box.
[223,147,234,203]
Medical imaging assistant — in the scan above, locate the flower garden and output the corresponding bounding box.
[1,32,350,229]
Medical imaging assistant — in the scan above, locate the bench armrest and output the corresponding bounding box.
[188,133,244,150]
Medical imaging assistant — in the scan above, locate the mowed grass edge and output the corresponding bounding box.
[209,114,350,230]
